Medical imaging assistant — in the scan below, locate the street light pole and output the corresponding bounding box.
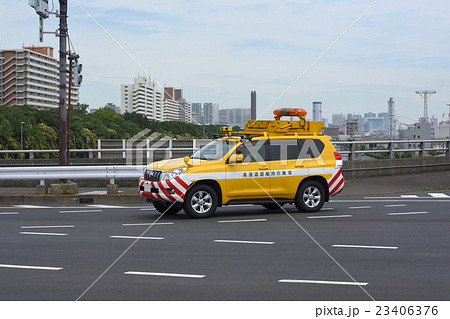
[20,121,25,159]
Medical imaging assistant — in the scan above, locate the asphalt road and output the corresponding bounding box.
[0,191,449,301]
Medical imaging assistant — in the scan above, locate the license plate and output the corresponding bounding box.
[144,184,151,192]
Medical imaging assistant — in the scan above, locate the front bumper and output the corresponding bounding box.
[139,175,192,203]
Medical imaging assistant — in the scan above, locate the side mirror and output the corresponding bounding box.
[229,153,244,164]
[184,156,193,167]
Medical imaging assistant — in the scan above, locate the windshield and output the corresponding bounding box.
[191,139,238,161]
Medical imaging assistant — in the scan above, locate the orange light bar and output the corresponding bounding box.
[273,108,307,119]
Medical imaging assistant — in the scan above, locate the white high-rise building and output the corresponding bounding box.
[0,46,79,109]
[178,98,192,123]
[121,77,162,121]
[312,101,322,122]
[191,103,202,124]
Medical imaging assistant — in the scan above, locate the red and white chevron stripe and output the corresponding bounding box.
[139,175,192,203]
[327,168,344,197]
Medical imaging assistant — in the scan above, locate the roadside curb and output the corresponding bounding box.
[0,193,147,205]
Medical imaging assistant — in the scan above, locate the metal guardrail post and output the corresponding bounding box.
[169,139,173,158]
[97,139,102,159]
[122,139,126,159]
[388,141,394,159]
[30,150,34,160]
[349,142,355,161]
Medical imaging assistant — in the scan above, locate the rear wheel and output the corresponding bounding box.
[261,203,285,210]
[294,180,325,213]
[183,184,218,218]
[153,201,182,215]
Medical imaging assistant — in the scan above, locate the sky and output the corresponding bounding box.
[1,0,450,123]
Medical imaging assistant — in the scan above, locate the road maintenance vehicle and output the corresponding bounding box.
[139,108,344,218]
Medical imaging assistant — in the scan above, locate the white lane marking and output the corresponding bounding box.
[124,271,205,279]
[214,239,274,245]
[278,279,368,286]
[59,210,102,213]
[332,244,398,250]
[320,207,334,211]
[139,208,155,211]
[348,206,372,209]
[384,204,407,207]
[122,222,174,226]
[20,225,75,229]
[14,205,50,208]
[307,215,352,219]
[0,263,63,271]
[388,211,429,216]
[87,205,126,208]
[110,235,164,240]
[218,218,267,223]
[400,195,419,198]
[0,212,19,215]
[428,193,450,198]
[19,232,68,236]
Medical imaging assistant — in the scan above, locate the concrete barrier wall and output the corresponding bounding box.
[342,156,450,179]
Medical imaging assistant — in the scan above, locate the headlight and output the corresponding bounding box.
[162,167,187,180]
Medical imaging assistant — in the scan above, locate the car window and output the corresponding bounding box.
[268,139,324,161]
[234,140,267,163]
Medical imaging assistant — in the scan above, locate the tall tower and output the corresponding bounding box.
[388,97,396,137]
[415,90,436,122]
[250,91,256,121]
[312,101,322,122]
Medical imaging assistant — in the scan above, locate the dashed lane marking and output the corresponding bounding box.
[348,206,372,209]
[384,204,407,207]
[20,225,75,229]
[19,232,68,236]
[388,211,429,216]
[307,215,352,219]
[124,271,205,279]
[87,205,127,208]
[214,239,274,245]
[110,235,164,240]
[59,210,102,214]
[332,244,398,250]
[13,205,50,208]
[0,263,63,271]
[400,195,419,198]
[0,212,19,215]
[278,279,368,286]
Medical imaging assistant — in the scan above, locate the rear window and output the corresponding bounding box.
[268,139,325,161]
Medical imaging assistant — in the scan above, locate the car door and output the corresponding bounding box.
[225,139,270,198]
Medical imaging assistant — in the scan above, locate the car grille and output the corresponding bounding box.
[144,169,163,182]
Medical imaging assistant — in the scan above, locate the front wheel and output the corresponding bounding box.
[153,201,182,215]
[294,180,325,213]
[183,184,218,218]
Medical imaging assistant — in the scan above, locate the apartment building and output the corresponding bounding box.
[121,76,162,121]
[0,46,79,109]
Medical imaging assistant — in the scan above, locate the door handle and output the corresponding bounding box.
[259,165,269,170]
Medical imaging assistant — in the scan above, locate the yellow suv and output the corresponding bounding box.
[139,108,344,218]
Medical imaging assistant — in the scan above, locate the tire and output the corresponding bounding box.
[183,184,218,218]
[153,201,182,215]
[261,203,285,210]
[294,180,325,213]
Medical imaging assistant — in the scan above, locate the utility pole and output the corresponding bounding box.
[415,90,436,123]
[58,0,68,165]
